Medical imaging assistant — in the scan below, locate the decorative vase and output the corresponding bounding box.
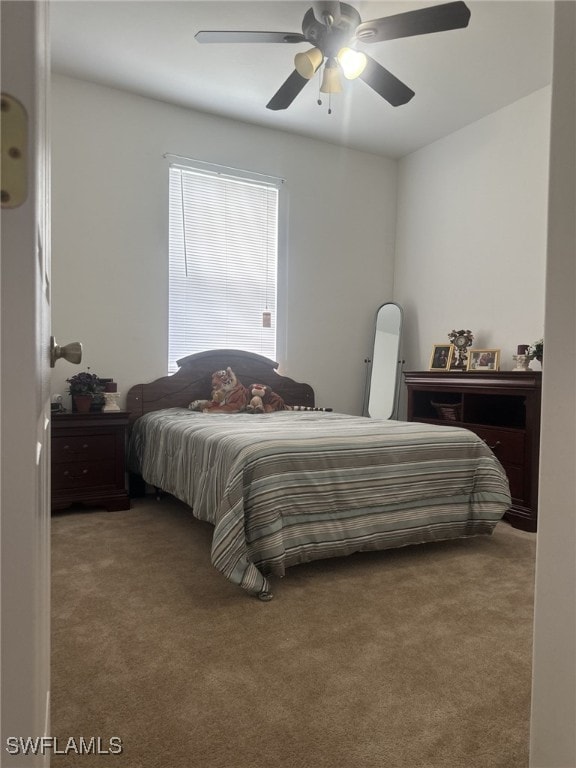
[73,394,93,413]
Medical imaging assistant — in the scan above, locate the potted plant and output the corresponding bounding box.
[66,370,104,413]
[528,339,544,365]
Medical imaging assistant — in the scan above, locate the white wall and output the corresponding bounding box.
[530,2,576,765]
[50,75,397,415]
[393,87,551,386]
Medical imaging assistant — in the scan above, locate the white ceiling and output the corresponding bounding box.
[50,0,554,158]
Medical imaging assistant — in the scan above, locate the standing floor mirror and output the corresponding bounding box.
[363,302,404,420]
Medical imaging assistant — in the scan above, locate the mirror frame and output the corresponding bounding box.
[363,302,404,420]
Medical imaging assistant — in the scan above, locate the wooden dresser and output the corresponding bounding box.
[51,411,130,512]
[404,371,541,532]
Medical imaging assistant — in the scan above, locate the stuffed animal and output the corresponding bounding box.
[246,384,266,414]
[189,367,250,413]
[188,368,333,415]
[246,383,287,413]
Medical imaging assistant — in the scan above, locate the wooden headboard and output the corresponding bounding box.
[126,349,315,425]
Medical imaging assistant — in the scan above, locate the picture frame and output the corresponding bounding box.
[467,349,501,371]
[429,344,454,371]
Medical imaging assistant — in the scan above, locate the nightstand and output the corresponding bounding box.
[51,411,131,512]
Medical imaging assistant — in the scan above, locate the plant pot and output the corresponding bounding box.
[73,394,93,413]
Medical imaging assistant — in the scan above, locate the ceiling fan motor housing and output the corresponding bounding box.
[302,3,361,57]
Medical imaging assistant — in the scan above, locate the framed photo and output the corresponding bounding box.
[467,349,500,371]
[429,344,454,371]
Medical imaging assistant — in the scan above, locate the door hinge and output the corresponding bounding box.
[1,93,28,209]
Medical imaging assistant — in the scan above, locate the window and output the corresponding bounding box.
[168,163,280,373]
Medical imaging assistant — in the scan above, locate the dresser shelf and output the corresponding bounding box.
[404,371,541,532]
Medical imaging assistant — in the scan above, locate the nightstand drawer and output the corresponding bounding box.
[52,434,115,463]
[52,460,116,491]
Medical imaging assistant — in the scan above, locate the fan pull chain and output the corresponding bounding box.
[316,73,334,115]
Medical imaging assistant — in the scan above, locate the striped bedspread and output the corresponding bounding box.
[128,409,511,598]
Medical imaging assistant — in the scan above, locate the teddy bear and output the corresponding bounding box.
[246,383,287,413]
[245,383,267,413]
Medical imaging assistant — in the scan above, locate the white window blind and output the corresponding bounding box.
[168,164,279,373]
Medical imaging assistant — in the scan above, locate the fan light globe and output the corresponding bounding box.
[320,60,343,94]
[337,47,367,79]
[294,47,323,79]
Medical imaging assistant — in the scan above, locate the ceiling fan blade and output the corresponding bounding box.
[266,70,309,110]
[195,30,306,44]
[359,55,415,107]
[355,1,471,43]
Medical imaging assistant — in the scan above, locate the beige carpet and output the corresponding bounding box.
[51,496,536,768]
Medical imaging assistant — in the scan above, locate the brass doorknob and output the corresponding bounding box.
[50,336,82,368]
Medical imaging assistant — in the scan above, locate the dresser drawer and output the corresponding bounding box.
[52,460,116,491]
[468,425,525,465]
[52,434,115,463]
[501,463,525,503]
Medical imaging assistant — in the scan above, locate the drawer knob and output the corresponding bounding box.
[63,469,89,478]
[487,440,501,450]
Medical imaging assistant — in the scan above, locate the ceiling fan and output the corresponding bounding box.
[195,1,471,111]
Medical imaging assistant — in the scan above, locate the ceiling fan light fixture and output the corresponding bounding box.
[320,59,342,94]
[294,47,323,79]
[337,47,367,80]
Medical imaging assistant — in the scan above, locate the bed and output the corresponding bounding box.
[126,350,511,600]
